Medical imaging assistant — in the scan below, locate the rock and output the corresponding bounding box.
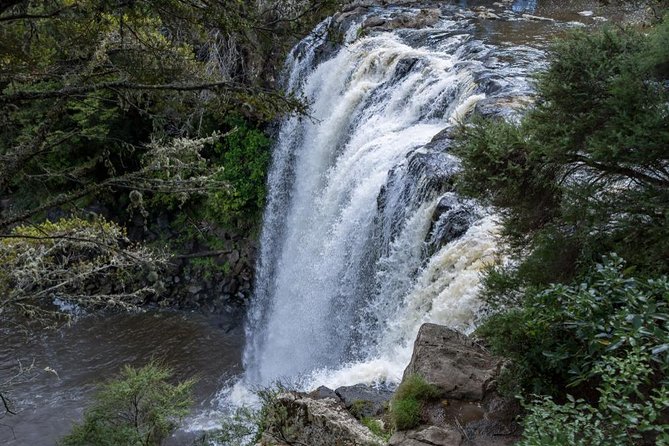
[362,8,441,31]
[187,285,203,294]
[393,326,520,445]
[228,249,240,263]
[362,16,386,28]
[309,386,340,401]
[463,418,518,442]
[389,426,463,446]
[223,278,239,294]
[335,383,394,418]
[414,426,463,445]
[403,324,500,401]
[477,11,500,20]
[521,13,555,22]
[260,393,383,446]
[427,193,477,252]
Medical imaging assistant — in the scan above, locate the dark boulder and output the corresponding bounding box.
[335,383,394,418]
[309,385,341,401]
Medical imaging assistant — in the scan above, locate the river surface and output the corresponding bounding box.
[1,311,244,445]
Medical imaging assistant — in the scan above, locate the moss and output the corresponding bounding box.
[389,375,442,431]
[349,400,373,419]
[390,397,421,431]
[361,417,392,442]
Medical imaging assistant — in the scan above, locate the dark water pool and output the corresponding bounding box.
[0,311,244,445]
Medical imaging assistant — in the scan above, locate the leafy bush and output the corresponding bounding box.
[477,255,669,396]
[205,116,272,231]
[389,375,442,431]
[519,350,669,446]
[60,363,194,446]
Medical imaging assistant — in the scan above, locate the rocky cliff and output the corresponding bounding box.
[261,323,520,446]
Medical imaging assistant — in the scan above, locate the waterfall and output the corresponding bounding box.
[243,5,543,391]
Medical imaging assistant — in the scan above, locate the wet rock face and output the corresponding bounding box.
[427,193,479,255]
[160,230,256,313]
[260,393,383,446]
[335,383,394,418]
[362,8,442,30]
[404,323,500,401]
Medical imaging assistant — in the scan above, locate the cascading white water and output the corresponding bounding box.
[243,5,543,392]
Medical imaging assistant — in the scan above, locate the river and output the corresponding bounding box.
[1,311,243,445]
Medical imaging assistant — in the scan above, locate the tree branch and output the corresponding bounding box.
[0,100,66,195]
[568,154,669,189]
[0,0,23,15]
[0,5,73,22]
[2,80,250,103]
[175,250,232,260]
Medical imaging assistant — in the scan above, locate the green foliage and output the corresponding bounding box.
[479,257,669,443]
[205,116,272,231]
[390,397,422,431]
[59,363,195,446]
[393,374,443,402]
[362,417,392,442]
[453,19,669,295]
[389,375,441,431]
[519,350,669,446]
[477,256,669,395]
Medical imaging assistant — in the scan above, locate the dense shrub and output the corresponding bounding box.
[478,256,669,394]
[519,349,669,446]
[455,15,669,444]
[60,363,194,446]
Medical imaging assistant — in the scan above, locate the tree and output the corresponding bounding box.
[0,0,311,228]
[0,0,344,318]
[453,18,669,294]
[59,363,195,446]
[454,15,669,445]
